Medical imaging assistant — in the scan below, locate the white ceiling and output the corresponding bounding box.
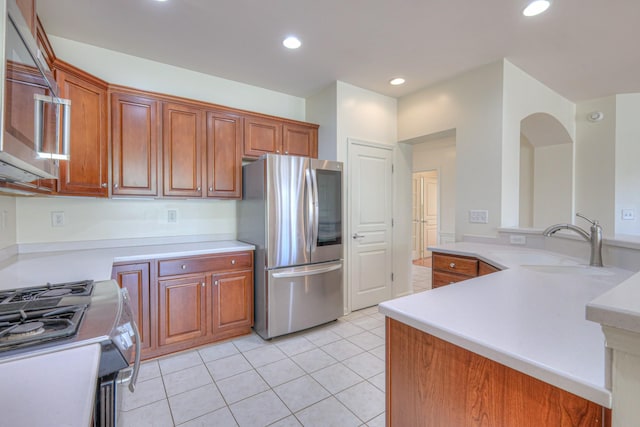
[36,0,640,102]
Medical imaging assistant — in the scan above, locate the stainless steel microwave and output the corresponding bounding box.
[0,0,70,183]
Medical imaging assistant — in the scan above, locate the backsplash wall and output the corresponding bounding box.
[0,196,17,250]
[16,197,236,244]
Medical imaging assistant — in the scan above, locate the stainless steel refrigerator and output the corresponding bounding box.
[238,154,343,339]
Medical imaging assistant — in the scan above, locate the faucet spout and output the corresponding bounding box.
[542,213,603,267]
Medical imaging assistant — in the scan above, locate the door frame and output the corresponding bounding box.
[412,168,441,258]
[346,138,394,314]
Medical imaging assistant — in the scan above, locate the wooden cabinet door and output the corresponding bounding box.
[283,123,318,158]
[56,64,108,197]
[211,270,253,338]
[112,262,154,356]
[158,275,207,346]
[206,111,242,199]
[162,102,204,197]
[243,115,282,158]
[111,92,160,197]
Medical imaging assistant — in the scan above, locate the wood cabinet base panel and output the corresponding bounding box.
[386,318,607,427]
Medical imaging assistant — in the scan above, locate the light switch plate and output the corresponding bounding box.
[51,211,65,227]
[510,235,526,245]
[622,209,635,220]
[167,209,178,223]
[469,209,489,224]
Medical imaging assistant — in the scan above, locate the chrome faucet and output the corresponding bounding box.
[542,213,603,267]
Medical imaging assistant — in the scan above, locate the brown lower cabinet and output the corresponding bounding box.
[112,250,254,360]
[386,318,611,427]
[432,252,500,288]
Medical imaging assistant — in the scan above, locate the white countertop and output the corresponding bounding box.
[0,240,255,290]
[587,273,640,334]
[0,343,101,427]
[379,242,636,408]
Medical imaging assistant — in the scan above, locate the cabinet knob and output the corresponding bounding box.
[201,282,205,287]
[209,187,213,192]
[214,280,219,286]
[231,259,236,265]
[113,184,119,189]
[449,263,456,268]
[181,264,187,270]
[284,151,288,155]
[196,186,201,191]
[276,149,280,153]
[101,183,108,188]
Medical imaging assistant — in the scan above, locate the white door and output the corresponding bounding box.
[349,141,393,310]
[423,172,438,257]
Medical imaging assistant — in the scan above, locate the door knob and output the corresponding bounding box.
[352,233,365,240]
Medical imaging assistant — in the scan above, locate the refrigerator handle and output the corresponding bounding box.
[305,169,314,254]
[271,263,342,278]
[310,168,319,253]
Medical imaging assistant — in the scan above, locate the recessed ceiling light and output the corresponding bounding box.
[283,36,302,49]
[523,0,551,17]
[389,77,406,86]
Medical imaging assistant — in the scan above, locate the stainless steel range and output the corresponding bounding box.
[0,279,140,427]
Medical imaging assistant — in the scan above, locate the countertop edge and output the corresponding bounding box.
[379,304,612,408]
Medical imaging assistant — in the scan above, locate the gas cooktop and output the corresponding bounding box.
[0,280,93,352]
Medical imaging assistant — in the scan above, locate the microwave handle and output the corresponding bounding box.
[33,94,71,160]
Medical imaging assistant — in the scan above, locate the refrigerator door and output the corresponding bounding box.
[263,260,343,339]
[265,155,311,268]
[309,159,343,264]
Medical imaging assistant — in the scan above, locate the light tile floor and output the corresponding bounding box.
[119,266,432,427]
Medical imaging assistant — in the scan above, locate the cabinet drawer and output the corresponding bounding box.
[432,271,472,288]
[158,252,252,276]
[479,261,500,276]
[433,254,478,277]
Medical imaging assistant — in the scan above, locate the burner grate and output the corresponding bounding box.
[0,280,94,304]
[0,305,86,350]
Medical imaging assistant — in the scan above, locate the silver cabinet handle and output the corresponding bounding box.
[209,187,213,192]
[196,186,201,191]
[214,280,219,286]
[201,282,205,287]
[231,259,236,265]
[449,263,456,268]
[352,233,365,240]
[285,151,288,154]
[276,149,280,153]
[181,264,187,270]
[101,183,108,188]
[114,184,119,189]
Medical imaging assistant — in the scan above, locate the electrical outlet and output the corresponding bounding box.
[469,210,489,224]
[622,209,635,220]
[167,209,178,224]
[510,235,527,245]
[51,211,65,227]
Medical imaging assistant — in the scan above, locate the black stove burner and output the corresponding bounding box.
[0,280,94,315]
[0,305,86,350]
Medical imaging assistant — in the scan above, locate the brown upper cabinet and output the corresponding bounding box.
[162,102,205,198]
[55,61,109,197]
[244,115,318,159]
[206,111,243,198]
[111,92,161,197]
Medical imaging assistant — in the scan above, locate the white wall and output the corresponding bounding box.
[615,94,640,236]
[519,137,534,227]
[16,198,235,244]
[49,36,306,121]
[306,83,338,161]
[412,134,457,239]
[12,37,309,245]
[0,196,16,250]
[501,61,576,228]
[575,96,616,237]
[399,61,504,239]
[533,144,573,227]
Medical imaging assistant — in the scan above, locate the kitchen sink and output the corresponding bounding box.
[521,265,616,276]
[488,250,581,267]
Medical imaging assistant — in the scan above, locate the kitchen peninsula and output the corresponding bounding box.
[380,242,634,426]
